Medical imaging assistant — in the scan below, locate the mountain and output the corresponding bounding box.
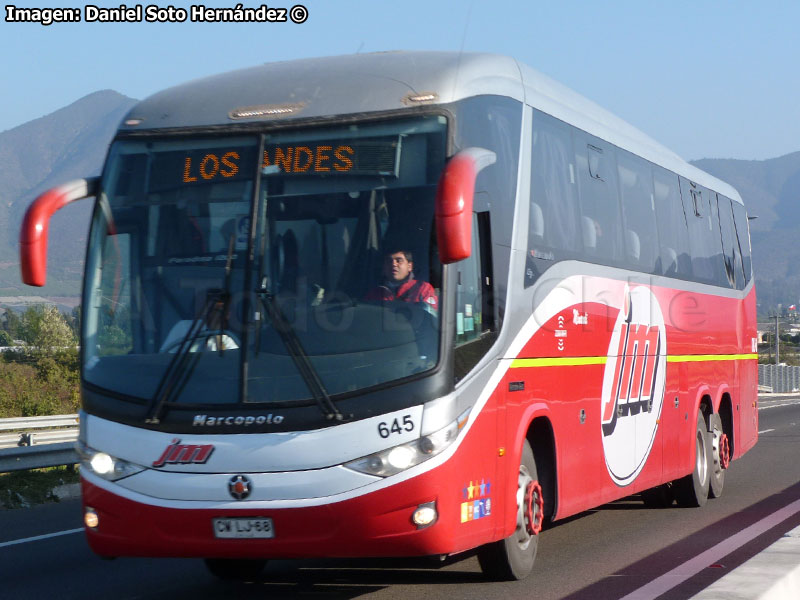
[1,92,799,312]
[0,91,137,295]
[690,154,800,311]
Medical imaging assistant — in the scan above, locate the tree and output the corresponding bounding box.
[2,307,22,340]
[20,305,77,354]
[68,304,81,338]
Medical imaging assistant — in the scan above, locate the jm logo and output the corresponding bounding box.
[152,438,215,468]
[601,312,661,437]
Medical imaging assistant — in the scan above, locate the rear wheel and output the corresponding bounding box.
[477,440,542,581]
[709,412,729,499]
[674,411,711,507]
[203,558,267,581]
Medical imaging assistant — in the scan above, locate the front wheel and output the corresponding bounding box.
[674,411,711,507]
[477,440,542,581]
[204,558,267,581]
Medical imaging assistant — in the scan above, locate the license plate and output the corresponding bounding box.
[212,518,274,539]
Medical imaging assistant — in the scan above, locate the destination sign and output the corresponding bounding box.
[261,137,400,177]
[147,136,401,191]
[147,145,258,193]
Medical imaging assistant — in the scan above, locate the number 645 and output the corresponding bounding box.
[378,415,414,438]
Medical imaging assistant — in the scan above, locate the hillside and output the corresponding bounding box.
[0,91,137,295]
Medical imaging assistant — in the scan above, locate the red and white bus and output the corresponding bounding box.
[20,52,757,580]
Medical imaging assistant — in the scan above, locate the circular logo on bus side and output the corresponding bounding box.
[600,286,666,486]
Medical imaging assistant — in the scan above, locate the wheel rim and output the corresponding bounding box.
[524,480,544,536]
[696,428,708,485]
[719,433,730,470]
[515,466,543,549]
[515,468,533,549]
[711,422,730,473]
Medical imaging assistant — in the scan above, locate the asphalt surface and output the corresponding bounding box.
[1,395,799,600]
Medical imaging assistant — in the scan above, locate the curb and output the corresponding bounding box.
[691,525,800,599]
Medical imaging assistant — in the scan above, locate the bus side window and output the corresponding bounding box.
[654,169,692,279]
[525,111,580,287]
[616,151,659,273]
[731,201,753,286]
[680,178,725,285]
[454,212,495,382]
[707,189,729,287]
[717,194,742,288]
[573,132,623,266]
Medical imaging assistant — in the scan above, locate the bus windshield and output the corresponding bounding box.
[83,115,448,409]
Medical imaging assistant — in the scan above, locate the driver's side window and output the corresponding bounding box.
[454,212,495,381]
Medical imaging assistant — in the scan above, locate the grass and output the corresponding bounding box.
[0,465,80,509]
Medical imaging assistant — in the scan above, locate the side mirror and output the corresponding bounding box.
[434,148,496,264]
[20,177,99,286]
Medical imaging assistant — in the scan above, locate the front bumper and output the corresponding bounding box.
[81,461,475,559]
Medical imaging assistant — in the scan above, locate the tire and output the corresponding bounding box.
[674,411,711,507]
[708,413,727,499]
[477,440,542,581]
[204,558,267,581]
[641,484,674,508]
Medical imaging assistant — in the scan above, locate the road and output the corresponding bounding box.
[1,395,799,600]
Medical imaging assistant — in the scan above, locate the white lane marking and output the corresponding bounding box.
[619,498,800,600]
[0,527,83,549]
[759,400,800,410]
[758,429,775,434]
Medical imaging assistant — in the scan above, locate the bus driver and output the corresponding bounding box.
[366,249,438,311]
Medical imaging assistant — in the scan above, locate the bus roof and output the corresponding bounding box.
[120,51,741,203]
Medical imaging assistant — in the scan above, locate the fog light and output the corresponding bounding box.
[412,502,437,529]
[84,507,99,529]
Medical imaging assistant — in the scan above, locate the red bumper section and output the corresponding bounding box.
[81,463,485,560]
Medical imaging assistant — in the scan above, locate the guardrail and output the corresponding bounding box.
[0,414,79,473]
[0,414,79,432]
[759,364,800,393]
[0,442,79,473]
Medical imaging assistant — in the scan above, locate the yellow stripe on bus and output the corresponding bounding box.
[510,353,757,368]
[510,357,608,368]
[667,354,758,363]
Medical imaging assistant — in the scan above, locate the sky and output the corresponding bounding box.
[2,0,799,162]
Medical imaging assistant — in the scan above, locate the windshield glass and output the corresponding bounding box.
[83,116,447,407]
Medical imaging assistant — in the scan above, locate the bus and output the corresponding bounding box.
[19,52,757,581]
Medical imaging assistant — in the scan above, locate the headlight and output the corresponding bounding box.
[77,442,145,481]
[345,408,470,477]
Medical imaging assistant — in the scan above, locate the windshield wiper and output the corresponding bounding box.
[144,237,235,425]
[255,280,346,422]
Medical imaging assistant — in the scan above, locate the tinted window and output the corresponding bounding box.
[731,200,753,285]
[617,150,658,273]
[525,111,581,286]
[455,96,521,244]
[717,194,743,288]
[707,189,728,287]
[653,168,692,278]
[455,95,521,320]
[574,131,623,265]
[455,212,497,381]
[681,179,725,285]
[523,113,747,291]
